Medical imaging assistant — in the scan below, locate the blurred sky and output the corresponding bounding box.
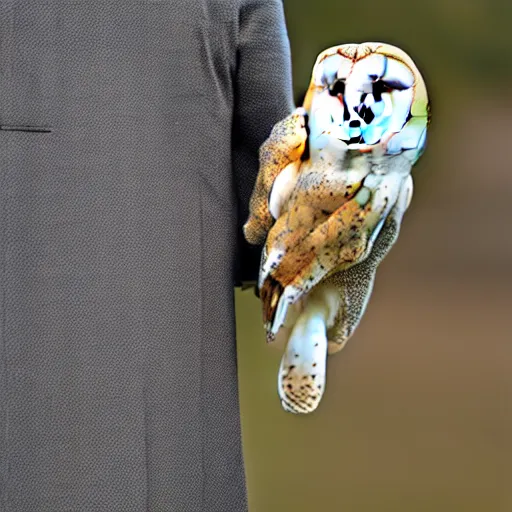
[235,0,512,510]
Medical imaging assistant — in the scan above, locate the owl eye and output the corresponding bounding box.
[371,80,391,102]
[381,79,411,91]
[328,79,345,96]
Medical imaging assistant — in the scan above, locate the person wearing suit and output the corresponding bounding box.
[0,0,293,510]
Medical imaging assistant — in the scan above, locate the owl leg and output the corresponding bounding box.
[278,282,342,414]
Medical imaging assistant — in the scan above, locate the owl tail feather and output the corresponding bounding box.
[278,284,342,414]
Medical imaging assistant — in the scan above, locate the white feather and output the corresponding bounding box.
[268,160,300,219]
[278,283,343,414]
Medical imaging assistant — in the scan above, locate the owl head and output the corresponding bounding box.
[303,42,430,163]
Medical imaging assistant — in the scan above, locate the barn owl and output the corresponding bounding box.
[244,42,430,414]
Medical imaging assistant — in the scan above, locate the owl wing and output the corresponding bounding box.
[325,173,412,353]
[263,162,408,337]
[243,107,308,245]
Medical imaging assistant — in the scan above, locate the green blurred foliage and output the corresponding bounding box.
[236,2,512,511]
[284,0,512,95]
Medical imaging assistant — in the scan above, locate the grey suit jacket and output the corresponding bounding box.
[0,1,293,510]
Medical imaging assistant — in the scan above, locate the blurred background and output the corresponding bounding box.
[235,0,512,510]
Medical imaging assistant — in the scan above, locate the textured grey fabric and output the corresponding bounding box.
[0,1,293,510]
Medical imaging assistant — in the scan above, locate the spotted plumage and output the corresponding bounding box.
[243,42,430,414]
[243,109,308,245]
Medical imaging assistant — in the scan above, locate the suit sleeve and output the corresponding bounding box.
[232,0,294,288]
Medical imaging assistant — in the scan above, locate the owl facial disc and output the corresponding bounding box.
[304,42,429,159]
